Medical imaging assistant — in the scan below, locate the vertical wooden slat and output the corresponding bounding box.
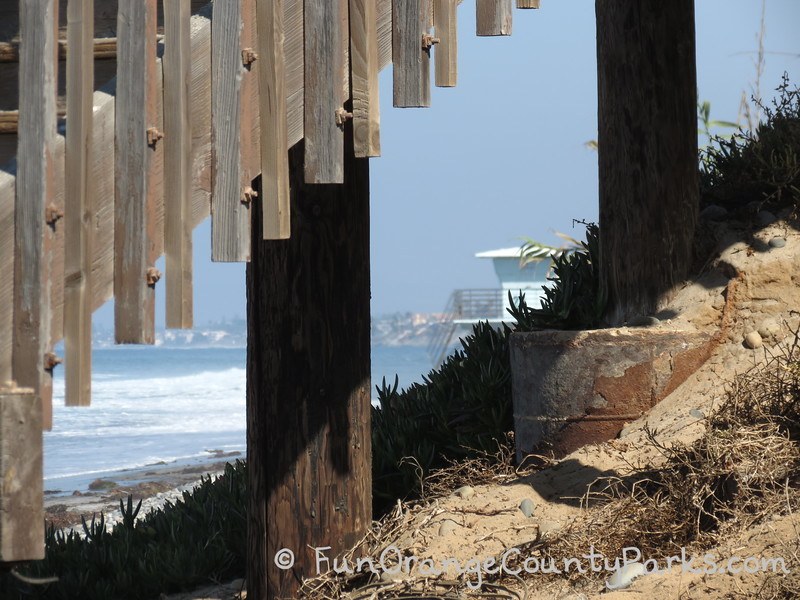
[517,0,541,8]
[14,0,57,429]
[433,0,457,87]
[163,0,193,328]
[476,0,513,36]
[64,0,94,406]
[211,0,250,261]
[257,0,290,239]
[392,0,431,108]
[304,0,347,183]
[350,0,381,157]
[240,0,260,182]
[376,0,392,70]
[0,386,43,561]
[0,172,14,388]
[114,0,159,343]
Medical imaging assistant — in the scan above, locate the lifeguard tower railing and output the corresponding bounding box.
[0,0,541,562]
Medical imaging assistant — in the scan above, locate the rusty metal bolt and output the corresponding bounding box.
[241,186,258,206]
[45,203,64,226]
[44,352,62,371]
[421,34,440,50]
[241,47,258,66]
[146,127,164,147]
[146,267,162,286]
[335,107,353,128]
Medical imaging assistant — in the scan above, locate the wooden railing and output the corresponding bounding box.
[0,0,541,562]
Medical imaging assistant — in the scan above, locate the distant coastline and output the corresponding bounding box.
[88,312,447,349]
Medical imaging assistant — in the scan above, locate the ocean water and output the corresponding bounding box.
[45,345,432,490]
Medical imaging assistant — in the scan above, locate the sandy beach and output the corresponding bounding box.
[43,450,243,532]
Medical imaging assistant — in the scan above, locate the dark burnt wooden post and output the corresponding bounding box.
[246,136,372,599]
[596,0,699,325]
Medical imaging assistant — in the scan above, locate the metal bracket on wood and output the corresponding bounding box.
[335,107,353,129]
[421,33,440,50]
[45,203,64,226]
[146,126,164,147]
[146,267,162,286]
[43,353,61,373]
[241,47,258,67]
[241,185,258,206]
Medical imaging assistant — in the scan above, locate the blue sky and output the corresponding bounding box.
[94,0,800,328]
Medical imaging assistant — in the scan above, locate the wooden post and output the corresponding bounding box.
[0,385,44,561]
[211,0,251,261]
[256,0,290,239]
[516,0,540,8]
[596,0,698,325]
[114,0,160,343]
[392,0,431,107]
[163,0,193,328]
[476,0,513,36]
[433,0,457,87]
[304,0,347,183]
[246,138,372,599]
[349,0,381,157]
[64,0,94,406]
[14,0,58,429]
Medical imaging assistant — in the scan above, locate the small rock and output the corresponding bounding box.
[700,204,728,220]
[757,319,781,341]
[756,210,776,226]
[538,520,560,536]
[437,519,458,536]
[743,331,763,349]
[454,485,475,500]
[519,498,536,518]
[606,562,648,590]
[627,315,660,328]
[769,237,787,248]
[689,408,704,419]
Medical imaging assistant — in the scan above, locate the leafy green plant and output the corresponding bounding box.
[509,222,605,331]
[700,74,800,211]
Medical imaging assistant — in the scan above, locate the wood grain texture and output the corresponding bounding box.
[247,139,371,600]
[163,0,193,328]
[211,0,250,261]
[350,0,381,157]
[476,0,513,36]
[240,0,260,182]
[114,0,159,343]
[14,0,57,429]
[0,171,14,386]
[596,0,698,325]
[188,10,212,228]
[0,386,43,561]
[377,0,392,70]
[517,0,541,8]
[303,0,346,183]
[433,0,457,87]
[392,0,431,107]
[64,0,93,406]
[257,0,290,239]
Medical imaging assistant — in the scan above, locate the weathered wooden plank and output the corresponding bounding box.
[64,0,94,406]
[114,0,159,343]
[211,0,250,261]
[163,0,193,328]
[0,385,43,561]
[516,0,541,8]
[284,0,304,147]
[434,0,457,87]
[0,171,13,387]
[89,88,114,312]
[392,0,431,108]
[350,0,381,157]
[188,10,211,228]
[476,0,513,36]
[14,0,58,430]
[377,0,392,70]
[240,0,260,182]
[257,0,290,239]
[304,0,346,183]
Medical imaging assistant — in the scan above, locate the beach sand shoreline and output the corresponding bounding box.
[44,451,243,532]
